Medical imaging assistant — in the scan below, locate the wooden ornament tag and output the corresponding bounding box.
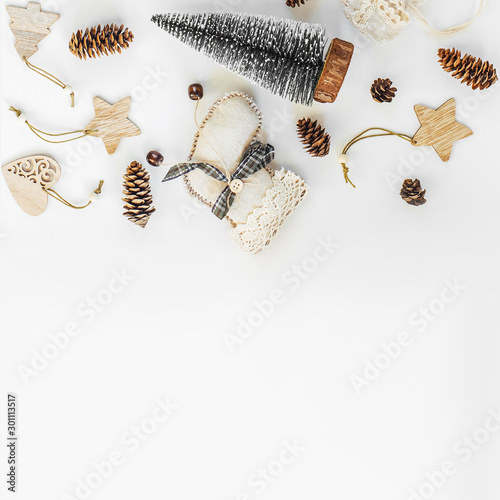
[85,97,141,155]
[2,155,61,216]
[412,98,473,162]
[6,2,59,60]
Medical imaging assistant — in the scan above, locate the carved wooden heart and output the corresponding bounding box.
[2,155,61,216]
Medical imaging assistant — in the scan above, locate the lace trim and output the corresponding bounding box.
[342,0,417,43]
[230,169,310,254]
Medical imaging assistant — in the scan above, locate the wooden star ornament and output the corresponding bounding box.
[412,98,473,162]
[85,97,141,155]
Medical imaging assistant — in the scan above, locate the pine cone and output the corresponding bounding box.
[400,179,426,207]
[438,48,498,90]
[371,78,397,103]
[69,24,134,60]
[123,161,156,228]
[286,0,307,6]
[297,118,331,157]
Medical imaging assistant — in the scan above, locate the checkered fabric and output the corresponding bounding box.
[212,142,275,219]
[162,162,228,182]
[163,142,275,220]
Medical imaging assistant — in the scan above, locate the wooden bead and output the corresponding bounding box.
[147,150,164,167]
[188,83,204,100]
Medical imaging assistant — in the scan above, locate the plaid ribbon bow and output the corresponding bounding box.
[162,141,275,219]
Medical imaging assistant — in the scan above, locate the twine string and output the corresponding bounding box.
[340,127,415,188]
[409,0,487,35]
[43,180,104,209]
[23,57,75,107]
[9,107,98,144]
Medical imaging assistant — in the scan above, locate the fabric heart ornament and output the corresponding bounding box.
[341,0,486,44]
[162,92,309,254]
[2,155,61,215]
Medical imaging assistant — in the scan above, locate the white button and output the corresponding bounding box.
[229,179,243,193]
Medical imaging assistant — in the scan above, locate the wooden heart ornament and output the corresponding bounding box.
[2,155,61,216]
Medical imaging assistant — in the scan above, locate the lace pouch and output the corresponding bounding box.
[341,0,485,44]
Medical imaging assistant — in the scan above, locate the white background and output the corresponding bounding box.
[1,0,499,500]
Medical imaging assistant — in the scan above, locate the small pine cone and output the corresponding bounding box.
[286,0,307,6]
[69,24,134,60]
[400,179,427,207]
[371,78,397,103]
[122,161,156,228]
[438,48,498,90]
[297,118,331,157]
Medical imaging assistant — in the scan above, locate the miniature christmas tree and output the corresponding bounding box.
[152,12,353,106]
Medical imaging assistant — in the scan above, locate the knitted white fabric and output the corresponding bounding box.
[341,0,425,43]
[230,169,309,254]
[184,92,309,254]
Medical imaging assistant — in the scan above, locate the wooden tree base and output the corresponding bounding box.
[314,38,354,104]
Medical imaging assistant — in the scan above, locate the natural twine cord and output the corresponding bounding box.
[9,106,98,144]
[43,180,104,209]
[23,57,75,107]
[409,0,487,35]
[340,128,415,188]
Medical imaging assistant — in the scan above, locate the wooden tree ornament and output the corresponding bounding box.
[7,2,58,59]
[6,2,75,106]
[1,155,103,216]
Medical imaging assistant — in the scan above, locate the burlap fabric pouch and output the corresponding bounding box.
[181,92,309,254]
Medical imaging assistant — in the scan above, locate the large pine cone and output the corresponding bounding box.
[438,48,498,90]
[297,118,331,157]
[123,161,156,228]
[69,24,134,60]
[286,0,307,6]
[371,78,397,103]
[400,179,427,207]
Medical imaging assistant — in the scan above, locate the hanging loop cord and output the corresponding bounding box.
[9,107,98,144]
[23,57,75,107]
[408,0,487,35]
[339,128,415,188]
[44,180,104,209]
